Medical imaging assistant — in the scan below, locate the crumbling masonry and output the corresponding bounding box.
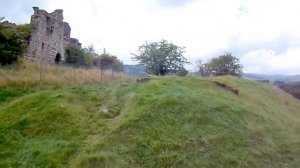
[25,7,81,64]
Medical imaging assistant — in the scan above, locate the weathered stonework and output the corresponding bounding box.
[70,38,82,48]
[25,7,80,64]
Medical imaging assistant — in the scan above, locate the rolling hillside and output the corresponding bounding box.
[243,73,300,82]
[0,76,300,167]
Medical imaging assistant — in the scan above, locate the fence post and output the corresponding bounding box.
[40,57,46,84]
[73,65,76,84]
[119,72,121,86]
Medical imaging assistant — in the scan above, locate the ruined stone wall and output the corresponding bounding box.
[63,22,71,47]
[25,7,80,64]
[70,38,82,48]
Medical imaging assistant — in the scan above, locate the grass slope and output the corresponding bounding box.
[0,76,300,167]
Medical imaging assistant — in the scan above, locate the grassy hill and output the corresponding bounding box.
[1,76,300,167]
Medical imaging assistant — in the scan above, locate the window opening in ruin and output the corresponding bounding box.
[55,53,61,64]
[46,16,51,31]
[42,43,44,49]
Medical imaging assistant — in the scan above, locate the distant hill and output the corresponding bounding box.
[124,64,146,76]
[274,81,300,100]
[1,76,300,167]
[243,73,300,99]
[243,73,300,82]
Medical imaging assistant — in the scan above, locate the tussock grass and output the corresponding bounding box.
[0,85,119,167]
[0,60,123,87]
[0,76,300,167]
[80,76,300,167]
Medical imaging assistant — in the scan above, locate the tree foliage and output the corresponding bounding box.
[83,44,98,57]
[196,60,211,77]
[132,39,188,76]
[92,49,123,72]
[196,52,243,77]
[0,18,31,65]
[177,67,188,76]
[210,52,243,77]
[64,44,92,68]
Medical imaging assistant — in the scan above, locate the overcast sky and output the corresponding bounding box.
[1,0,300,74]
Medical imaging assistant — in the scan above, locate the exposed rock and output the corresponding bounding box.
[214,81,239,95]
[137,77,150,83]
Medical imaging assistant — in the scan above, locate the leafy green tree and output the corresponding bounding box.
[112,59,124,72]
[92,49,124,78]
[64,44,91,67]
[0,18,31,65]
[209,52,243,77]
[83,44,98,57]
[92,49,114,70]
[132,39,189,76]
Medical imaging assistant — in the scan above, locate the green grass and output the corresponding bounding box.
[1,76,300,167]
[0,84,118,167]
[0,59,125,87]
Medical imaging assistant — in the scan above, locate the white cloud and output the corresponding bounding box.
[241,48,300,75]
[1,0,300,74]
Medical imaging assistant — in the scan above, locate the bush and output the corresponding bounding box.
[177,68,188,77]
[64,45,92,68]
[0,19,31,65]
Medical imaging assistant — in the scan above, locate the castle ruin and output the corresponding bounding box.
[25,7,81,64]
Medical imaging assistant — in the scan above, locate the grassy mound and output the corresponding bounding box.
[0,76,300,167]
[0,85,110,167]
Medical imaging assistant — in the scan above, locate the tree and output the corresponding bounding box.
[209,52,243,77]
[92,49,114,70]
[112,58,124,72]
[0,18,31,65]
[92,49,123,79]
[196,59,211,77]
[177,67,188,76]
[131,39,189,76]
[64,44,92,67]
[83,44,98,57]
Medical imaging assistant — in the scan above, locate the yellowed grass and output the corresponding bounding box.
[0,60,124,87]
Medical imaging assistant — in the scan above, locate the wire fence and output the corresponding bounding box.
[0,61,128,87]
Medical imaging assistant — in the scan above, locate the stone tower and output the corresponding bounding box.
[25,7,80,64]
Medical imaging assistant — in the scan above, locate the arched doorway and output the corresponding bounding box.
[55,53,61,64]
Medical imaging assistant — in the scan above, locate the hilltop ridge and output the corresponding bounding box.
[0,76,300,167]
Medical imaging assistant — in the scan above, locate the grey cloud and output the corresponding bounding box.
[0,0,45,23]
[192,35,300,74]
[230,36,300,74]
[227,35,300,58]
